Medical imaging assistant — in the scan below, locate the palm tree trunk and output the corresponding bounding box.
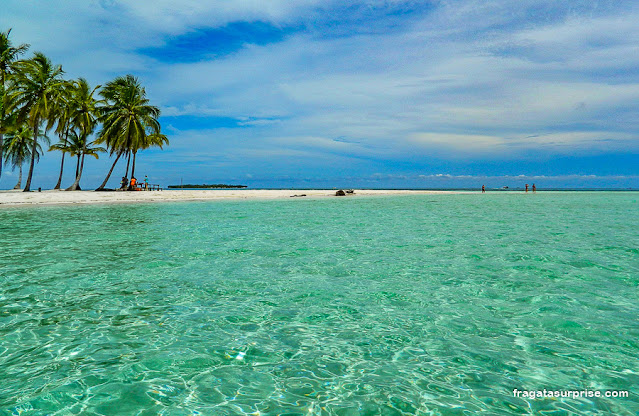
[23,121,39,192]
[0,133,4,180]
[0,73,4,180]
[75,155,80,178]
[95,151,122,191]
[54,152,66,189]
[131,151,137,179]
[54,129,69,189]
[13,164,22,189]
[67,153,85,191]
[124,151,131,178]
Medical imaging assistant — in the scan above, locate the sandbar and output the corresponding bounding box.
[0,189,465,207]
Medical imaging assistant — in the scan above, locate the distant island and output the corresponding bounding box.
[167,184,248,189]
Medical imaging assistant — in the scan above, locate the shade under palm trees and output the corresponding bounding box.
[8,52,65,191]
[3,123,46,189]
[0,28,29,181]
[95,74,167,190]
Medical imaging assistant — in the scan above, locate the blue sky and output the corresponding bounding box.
[1,0,638,189]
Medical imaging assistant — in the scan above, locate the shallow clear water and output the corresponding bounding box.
[1,192,638,415]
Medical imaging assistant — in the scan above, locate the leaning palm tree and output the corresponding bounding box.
[0,28,29,181]
[95,74,164,191]
[8,52,64,191]
[3,123,46,189]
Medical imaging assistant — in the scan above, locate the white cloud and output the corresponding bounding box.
[409,131,638,155]
[137,5,639,160]
[115,0,326,31]
[1,0,638,189]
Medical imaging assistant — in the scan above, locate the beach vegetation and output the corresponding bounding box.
[1,28,167,191]
[65,78,104,190]
[50,130,105,191]
[2,123,47,189]
[8,52,65,191]
[49,79,75,189]
[95,74,167,190]
[0,28,29,182]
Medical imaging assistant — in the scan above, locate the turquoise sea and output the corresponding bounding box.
[1,192,637,415]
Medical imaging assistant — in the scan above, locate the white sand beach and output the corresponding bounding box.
[0,189,464,207]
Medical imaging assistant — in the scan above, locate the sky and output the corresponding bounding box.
[1,0,638,189]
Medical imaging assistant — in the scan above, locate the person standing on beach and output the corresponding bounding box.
[482,185,485,193]
[525,184,529,193]
[121,176,128,190]
[532,184,536,193]
[144,175,148,190]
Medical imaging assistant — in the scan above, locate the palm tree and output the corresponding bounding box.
[65,133,105,191]
[71,78,101,130]
[8,52,64,191]
[49,130,82,180]
[0,28,29,181]
[3,124,46,189]
[50,79,74,189]
[64,78,102,191]
[95,75,164,190]
[50,130,105,191]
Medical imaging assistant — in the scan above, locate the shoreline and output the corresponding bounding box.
[0,189,466,207]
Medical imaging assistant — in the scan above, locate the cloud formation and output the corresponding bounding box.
[1,0,638,188]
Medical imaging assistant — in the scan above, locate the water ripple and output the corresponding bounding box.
[0,193,637,415]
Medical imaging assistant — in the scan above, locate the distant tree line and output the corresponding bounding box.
[0,28,168,191]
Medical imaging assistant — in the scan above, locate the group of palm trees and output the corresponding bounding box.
[0,28,168,192]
